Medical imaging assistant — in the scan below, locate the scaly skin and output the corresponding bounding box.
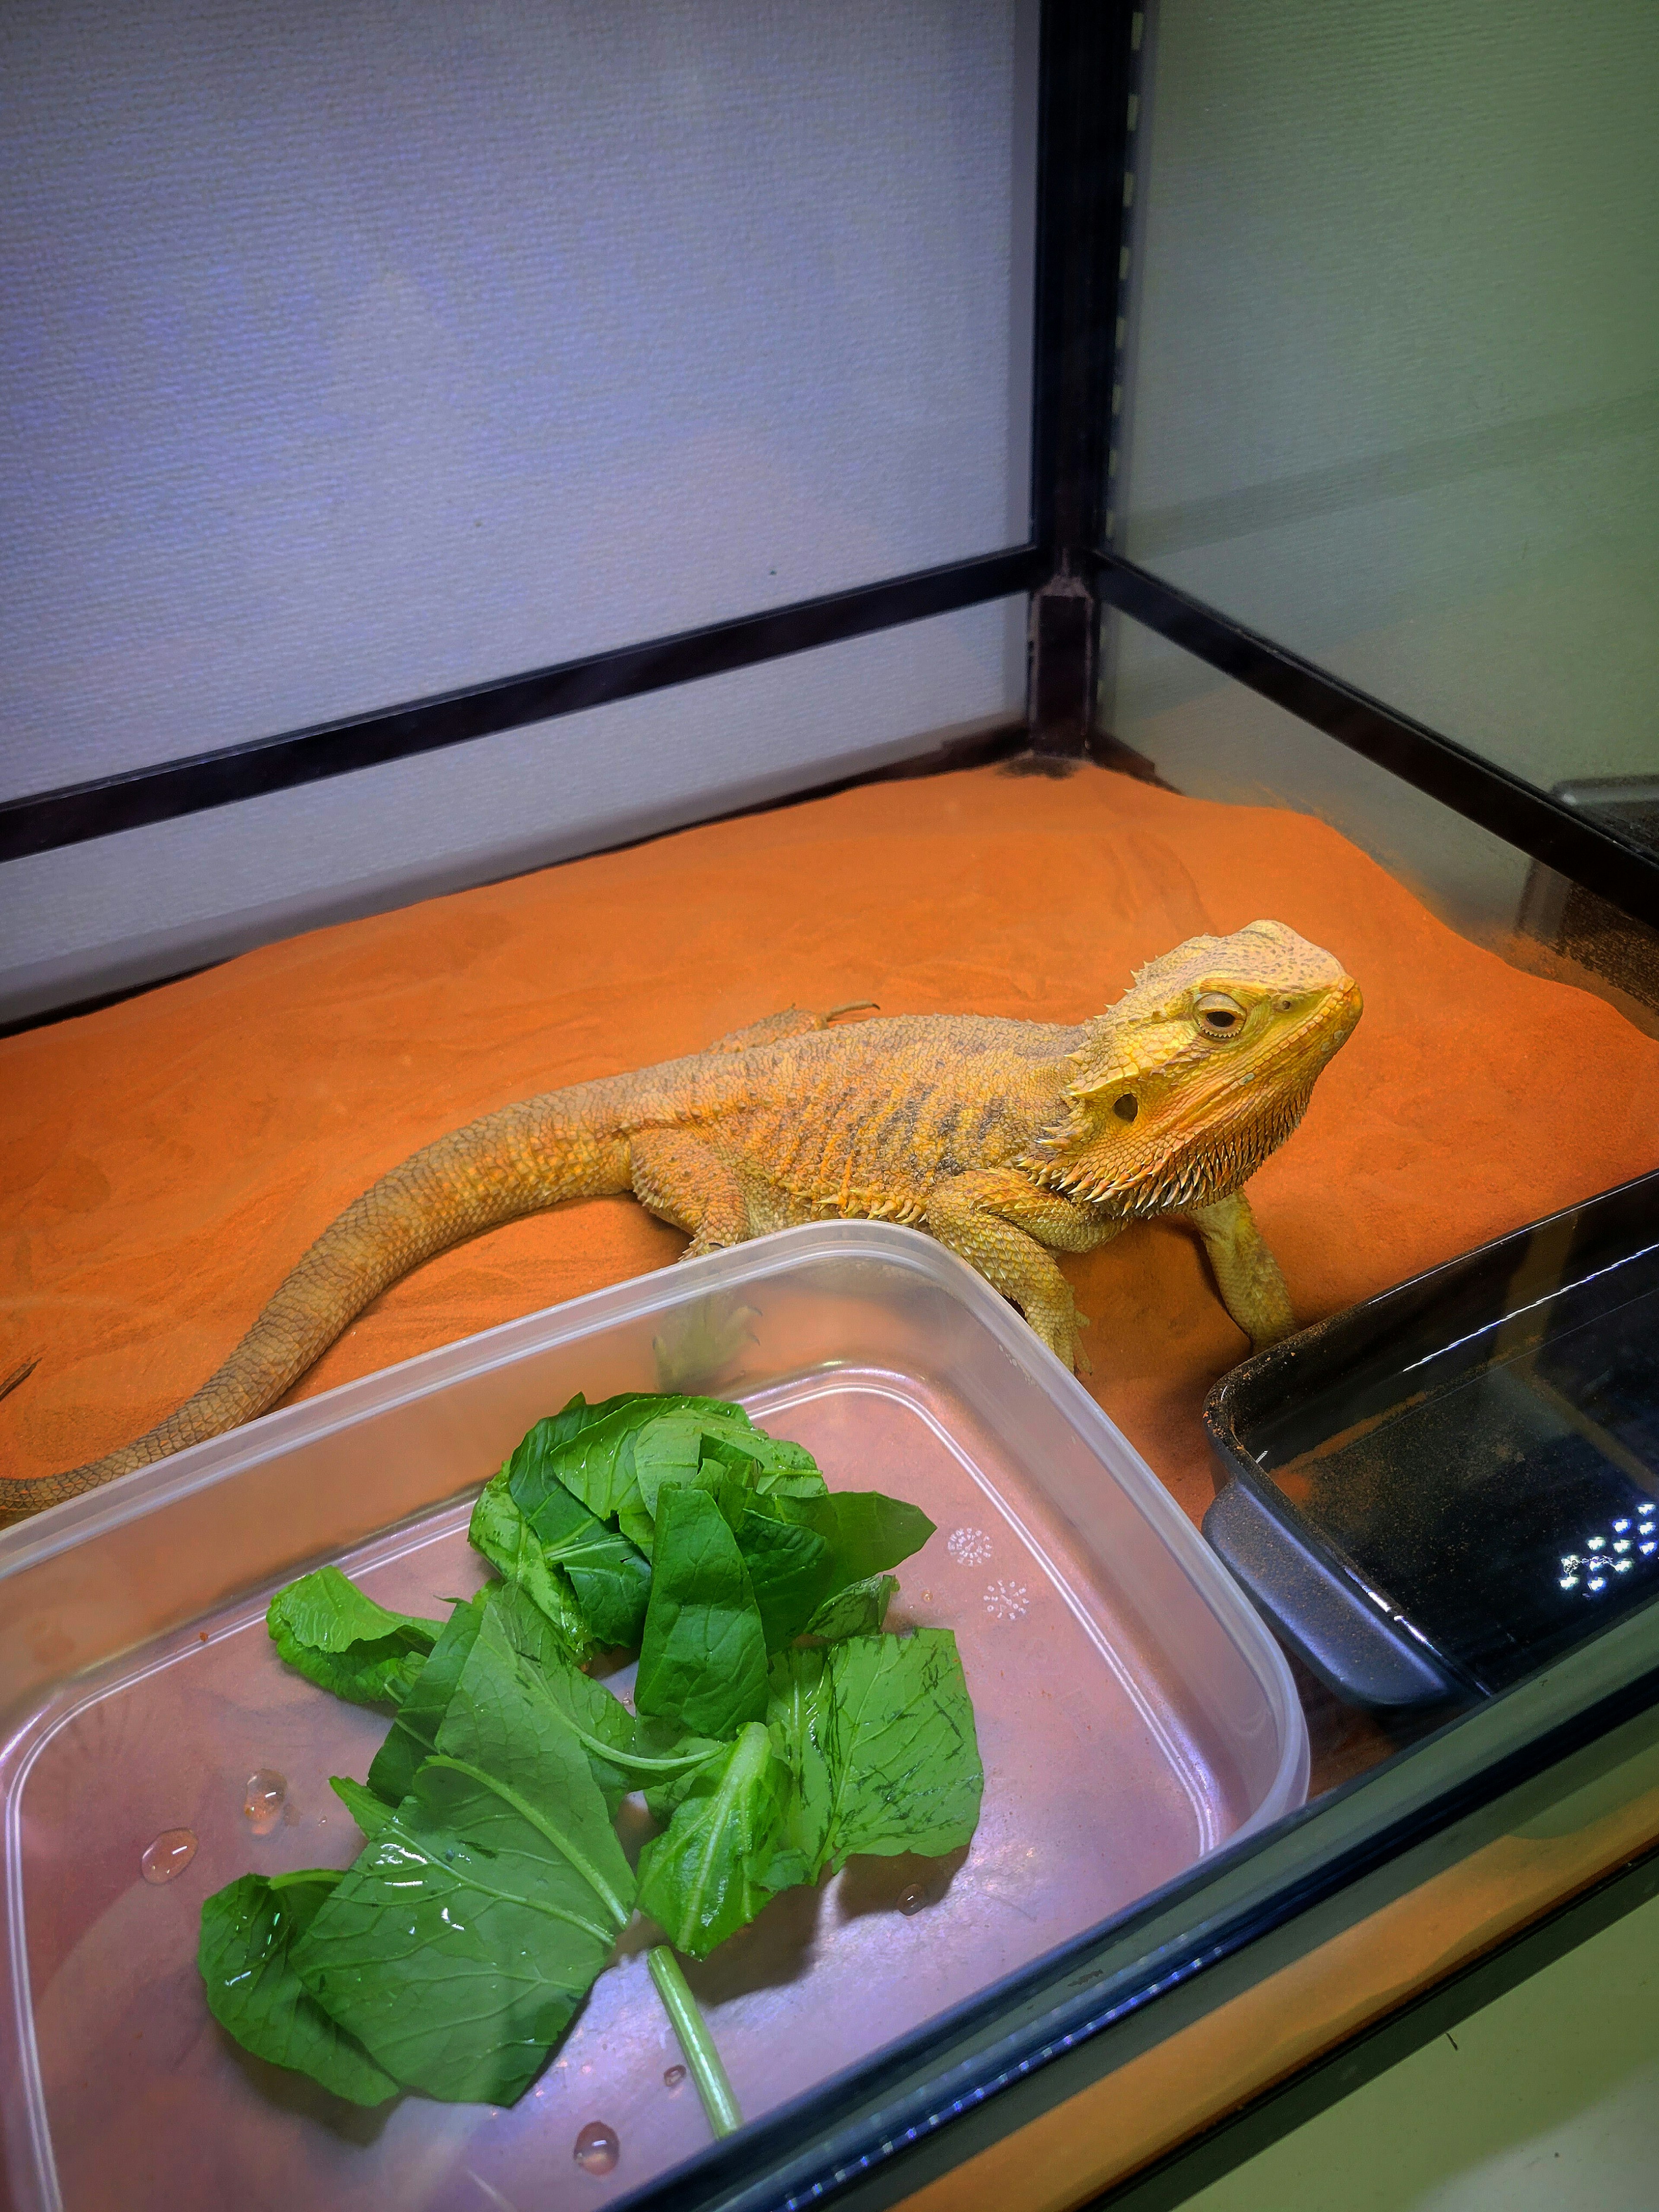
[3,919,1360,1524]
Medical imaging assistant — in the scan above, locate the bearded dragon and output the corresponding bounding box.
[3,919,1359,1524]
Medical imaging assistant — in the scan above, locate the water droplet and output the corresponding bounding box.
[140,1829,197,1884]
[947,1526,992,1567]
[663,2063,687,2089]
[242,1770,286,1835]
[983,1577,1030,1622]
[897,1884,928,1915]
[573,2121,620,2175]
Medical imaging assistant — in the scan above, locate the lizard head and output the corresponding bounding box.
[1026,919,1361,1217]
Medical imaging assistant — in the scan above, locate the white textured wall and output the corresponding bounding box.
[0,0,1035,1011]
[0,600,1025,1024]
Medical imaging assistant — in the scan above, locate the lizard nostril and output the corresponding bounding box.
[1112,1094,1139,1123]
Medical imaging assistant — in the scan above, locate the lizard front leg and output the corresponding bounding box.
[629,1130,753,1259]
[1177,1190,1296,1350]
[925,1170,1121,1370]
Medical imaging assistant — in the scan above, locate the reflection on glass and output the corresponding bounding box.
[1114,0,1659,808]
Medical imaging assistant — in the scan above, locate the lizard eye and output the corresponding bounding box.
[1195,991,1246,1037]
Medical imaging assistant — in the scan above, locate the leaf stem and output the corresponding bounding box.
[648,1947,742,2138]
[571,1726,721,1776]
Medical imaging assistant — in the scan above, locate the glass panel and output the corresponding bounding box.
[8,655,1659,2200]
[1115,0,1659,837]
[0,595,1023,1023]
[1102,602,1659,1033]
[1,0,1036,795]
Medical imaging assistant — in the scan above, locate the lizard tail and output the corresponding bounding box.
[2,1091,632,1527]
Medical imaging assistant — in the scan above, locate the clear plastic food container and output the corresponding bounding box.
[0,1222,1306,2212]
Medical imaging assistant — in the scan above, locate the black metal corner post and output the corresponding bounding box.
[1026,0,1135,756]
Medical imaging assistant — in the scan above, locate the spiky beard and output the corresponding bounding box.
[1027,1078,1317,1217]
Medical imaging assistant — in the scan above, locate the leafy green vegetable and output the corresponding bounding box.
[365,1591,487,1805]
[485,1580,639,1814]
[292,1607,636,2105]
[492,1413,655,1646]
[804,1573,899,1642]
[635,1486,769,1738]
[619,1410,824,1545]
[543,1393,748,1522]
[329,1775,397,1840]
[634,1716,732,1822]
[629,1414,732,1515]
[210,1394,984,2120]
[776,1491,935,1601]
[757,1643,835,1895]
[636,1723,786,1958]
[266,1566,442,1708]
[531,1391,622,1452]
[745,1442,830,1500]
[642,1628,983,1950]
[768,1629,983,1878]
[198,1870,398,2105]
[467,1474,602,1663]
[731,1505,833,1649]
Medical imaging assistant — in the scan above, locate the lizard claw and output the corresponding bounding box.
[0,1356,38,1406]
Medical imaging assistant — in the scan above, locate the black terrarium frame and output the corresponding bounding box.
[8,10,1659,2209]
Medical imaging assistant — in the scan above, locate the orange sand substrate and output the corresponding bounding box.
[6,760,1657,1551]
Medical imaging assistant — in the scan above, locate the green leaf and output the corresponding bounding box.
[814,1630,983,1872]
[804,1573,899,1642]
[266,1566,442,1708]
[632,1716,731,1823]
[619,1413,762,1547]
[527,1487,650,1646]
[690,1421,825,1499]
[537,1391,618,1449]
[636,1723,787,1958]
[468,1470,598,1664]
[365,1591,487,1805]
[763,1645,836,1880]
[742,1435,827,1500]
[547,1395,749,1522]
[777,1491,935,1601]
[732,1506,832,1649]
[620,1410,826,1548]
[635,1486,769,1738]
[484,1581,638,1814]
[292,1608,636,2105]
[499,1415,654,1646]
[329,1775,397,1840]
[198,1870,398,2106]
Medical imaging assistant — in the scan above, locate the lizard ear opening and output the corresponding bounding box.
[1112,1093,1138,1124]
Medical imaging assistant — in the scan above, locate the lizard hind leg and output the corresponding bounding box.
[707,1008,830,1053]
[629,1130,753,1259]
[706,1002,877,1053]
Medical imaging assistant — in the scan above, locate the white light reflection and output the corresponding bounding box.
[1398,1243,1659,1376]
[1559,1503,1659,1604]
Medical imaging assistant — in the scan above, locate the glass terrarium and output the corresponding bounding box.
[1,3,1655,2208]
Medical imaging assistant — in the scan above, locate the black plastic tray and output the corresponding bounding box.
[1203,1170,1659,1707]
